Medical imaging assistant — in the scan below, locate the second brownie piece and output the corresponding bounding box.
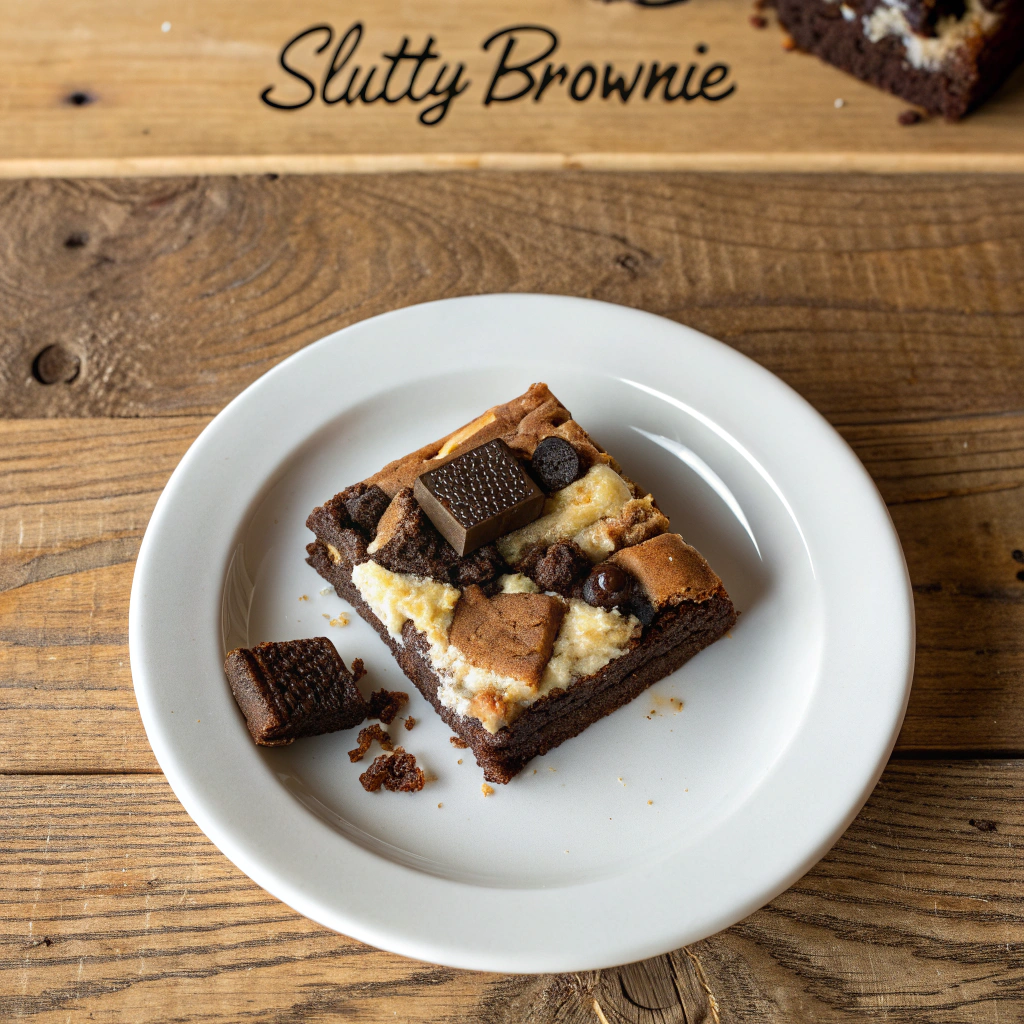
[225,637,368,746]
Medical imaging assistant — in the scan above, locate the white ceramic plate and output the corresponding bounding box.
[130,294,914,973]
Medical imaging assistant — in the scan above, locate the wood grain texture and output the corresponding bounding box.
[1,0,1023,176]
[0,172,1022,767]
[2,761,1023,1022]
[0,418,204,773]
[1,174,1022,421]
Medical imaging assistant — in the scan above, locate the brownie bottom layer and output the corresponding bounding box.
[773,0,1024,119]
[307,541,736,783]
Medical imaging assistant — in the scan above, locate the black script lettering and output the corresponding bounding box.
[262,25,333,110]
[602,64,644,102]
[418,63,471,125]
[666,63,701,101]
[482,25,559,104]
[399,37,444,103]
[322,22,362,105]
[569,64,598,101]
[700,63,735,100]
[535,64,568,102]
[643,62,676,100]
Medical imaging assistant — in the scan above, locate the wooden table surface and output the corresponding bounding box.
[2,170,1024,1022]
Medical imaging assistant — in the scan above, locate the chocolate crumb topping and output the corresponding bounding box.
[369,488,458,582]
[404,716,416,731]
[450,735,469,748]
[343,483,391,535]
[368,688,409,725]
[520,539,592,596]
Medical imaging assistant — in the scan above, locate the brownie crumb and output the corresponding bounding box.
[750,14,768,27]
[368,689,409,724]
[404,716,416,731]
[348,724,393,762]
[359,749,426,792]
[519,539,591,596]
[351,658,367,682]
[450,735,469,749]
[898,109,923,126]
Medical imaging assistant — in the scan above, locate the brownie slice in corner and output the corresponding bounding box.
[305,383,737,783]
[225,637,367,746]
[768,0,1024,119]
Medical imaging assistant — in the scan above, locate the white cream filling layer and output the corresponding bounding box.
[862,0,999,71]
[496,463,633,564]
[351,561,640,733]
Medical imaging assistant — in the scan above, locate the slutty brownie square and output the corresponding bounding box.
[305,384,736,783]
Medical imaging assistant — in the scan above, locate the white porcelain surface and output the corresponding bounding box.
[129,294,914,972]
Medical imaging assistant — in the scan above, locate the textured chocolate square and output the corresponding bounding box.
[413,439,544,556]
[224,636,367,746]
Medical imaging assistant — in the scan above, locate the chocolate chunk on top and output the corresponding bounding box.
[368,488,458,581]
[519,539,591,596]
[529,436,586,492]
[449,585,565,688]
[414,439,545,556]
[610,533,723,609]
[224,637,367,746]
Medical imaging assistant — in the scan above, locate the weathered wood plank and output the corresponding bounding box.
[1,762,1022,1022]
[1,0,1022,176]
[1,174,1023,420]
[0,418,203,773]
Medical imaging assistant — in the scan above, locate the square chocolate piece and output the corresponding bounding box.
[224,636,367,746]
[413,438,545,556]
[306,384,736,783]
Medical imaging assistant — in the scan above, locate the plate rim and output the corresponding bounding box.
[129,293,915,972]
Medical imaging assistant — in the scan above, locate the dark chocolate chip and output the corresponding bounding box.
[529,436,585,492]
[415,439,545,556]
[583,562,633,610]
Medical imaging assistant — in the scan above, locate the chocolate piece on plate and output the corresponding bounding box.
[414,439,545,556]
[224,637,367,746]
[529,435,586,492]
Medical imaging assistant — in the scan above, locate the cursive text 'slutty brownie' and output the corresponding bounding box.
[305,384,736,784]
